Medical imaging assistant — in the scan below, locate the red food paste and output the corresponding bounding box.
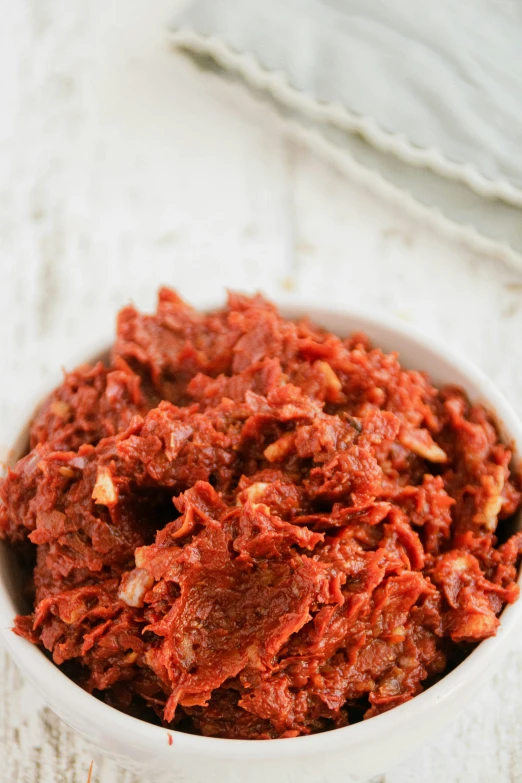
[1,289,521,739]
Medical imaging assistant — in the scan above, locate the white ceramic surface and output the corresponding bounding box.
[1,302,521,783]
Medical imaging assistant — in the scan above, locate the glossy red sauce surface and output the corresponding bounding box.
[1,289,522,739]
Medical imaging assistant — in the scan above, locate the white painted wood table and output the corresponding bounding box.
[1,2,522,781]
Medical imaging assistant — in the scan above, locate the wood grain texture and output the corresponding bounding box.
[1,2,522,781]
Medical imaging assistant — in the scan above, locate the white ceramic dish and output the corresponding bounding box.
[1,301,521,783]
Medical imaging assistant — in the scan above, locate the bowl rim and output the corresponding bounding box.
[1,297,521,761]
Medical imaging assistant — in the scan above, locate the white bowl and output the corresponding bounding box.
[1,301,521,783]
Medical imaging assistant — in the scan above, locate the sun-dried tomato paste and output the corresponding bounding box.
[2,289,522,739]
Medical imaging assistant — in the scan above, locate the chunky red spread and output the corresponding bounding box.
[2,289,522,739]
